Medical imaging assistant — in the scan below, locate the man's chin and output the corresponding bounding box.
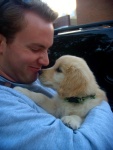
[21,76,38,84]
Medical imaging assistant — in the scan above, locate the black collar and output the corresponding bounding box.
[64,95,95,103]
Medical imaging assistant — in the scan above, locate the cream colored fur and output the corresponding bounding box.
[14,55,107,129]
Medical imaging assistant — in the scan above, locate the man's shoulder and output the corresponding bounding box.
[0,85,36,108]
[0,85,47,114]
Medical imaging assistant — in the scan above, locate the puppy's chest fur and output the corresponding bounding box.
[53,95,101,119]
[14,86,105,129]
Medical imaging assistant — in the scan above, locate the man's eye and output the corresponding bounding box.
[56,67,62,73]
[30,48,39,52]
[28,46,41,52]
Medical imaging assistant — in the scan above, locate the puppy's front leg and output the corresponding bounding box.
[14,87,57,116]
[61,115,83,129]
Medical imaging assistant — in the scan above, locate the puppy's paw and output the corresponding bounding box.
[61,115,82,130]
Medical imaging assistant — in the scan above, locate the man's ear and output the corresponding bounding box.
[0,34,6,53]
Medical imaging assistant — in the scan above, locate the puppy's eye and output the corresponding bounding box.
[56,67,62,73]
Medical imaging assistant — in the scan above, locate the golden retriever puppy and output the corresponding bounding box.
[14,55,107,129]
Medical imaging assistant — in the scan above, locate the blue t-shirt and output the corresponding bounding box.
[0,76,113,150]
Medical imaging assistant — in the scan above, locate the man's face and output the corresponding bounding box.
[0,12,54,83]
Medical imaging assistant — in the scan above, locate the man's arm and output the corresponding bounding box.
[0,88,113,150]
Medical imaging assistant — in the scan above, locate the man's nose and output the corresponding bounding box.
[39,53,49,66]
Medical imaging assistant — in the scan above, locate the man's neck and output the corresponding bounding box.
[0,69,15,82]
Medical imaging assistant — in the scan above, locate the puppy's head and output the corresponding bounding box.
[39,55,99,98]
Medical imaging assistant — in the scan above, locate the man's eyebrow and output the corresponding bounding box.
[29,43,46,48]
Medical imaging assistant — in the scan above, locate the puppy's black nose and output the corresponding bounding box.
[38,70,42,75]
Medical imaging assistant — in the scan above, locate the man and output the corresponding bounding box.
[0,0,113,149]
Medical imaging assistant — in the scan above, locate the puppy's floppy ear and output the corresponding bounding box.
[58,66,87,97]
